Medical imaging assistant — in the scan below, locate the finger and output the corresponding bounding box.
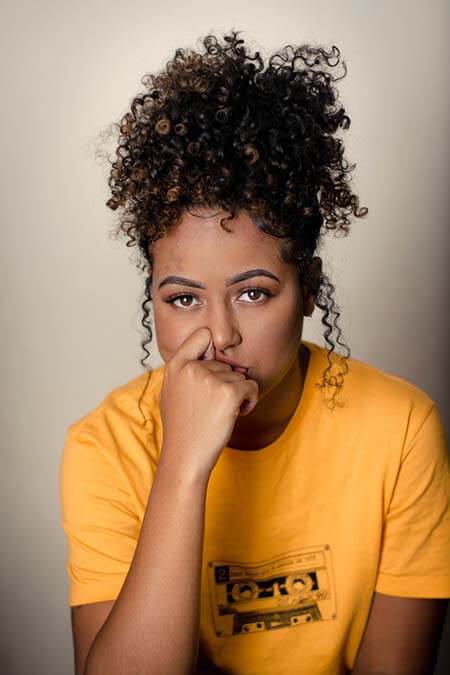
[235,380,259,416]
[220,370,248,382]
[199,333,215,361]
[202,361,235,373]
[172,327,214,368]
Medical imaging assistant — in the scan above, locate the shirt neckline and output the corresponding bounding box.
[221,340,323,462]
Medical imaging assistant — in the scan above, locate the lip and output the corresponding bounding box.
[215,352,249,374]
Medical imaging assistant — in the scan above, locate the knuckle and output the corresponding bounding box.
[184,361,198,378]
[220,381,234,399]
[167,357,178,374]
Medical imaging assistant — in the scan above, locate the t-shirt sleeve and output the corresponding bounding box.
[60,424,141,607]
[375,403,450,598]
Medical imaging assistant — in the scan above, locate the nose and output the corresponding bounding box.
[203,300,241,352]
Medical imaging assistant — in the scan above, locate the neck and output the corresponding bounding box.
[227,344,310,451]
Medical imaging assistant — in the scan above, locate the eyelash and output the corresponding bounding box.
[164,287,273,308]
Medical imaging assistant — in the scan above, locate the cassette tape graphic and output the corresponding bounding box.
[207,545,336,637]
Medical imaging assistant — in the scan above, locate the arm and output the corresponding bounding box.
[84,450,210,675]
[71,600,114,675]
[352,592,449,675]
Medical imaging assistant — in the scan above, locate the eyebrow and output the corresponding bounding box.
[158,268,281,290]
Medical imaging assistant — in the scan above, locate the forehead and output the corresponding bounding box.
[151,209,284,274]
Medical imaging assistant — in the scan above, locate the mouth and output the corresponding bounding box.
[232,365,249,378]
[215,352,249,378]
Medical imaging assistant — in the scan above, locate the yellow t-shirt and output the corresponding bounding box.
[59,340,450,674]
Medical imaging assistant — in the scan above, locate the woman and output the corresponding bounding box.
[60,30,449,675]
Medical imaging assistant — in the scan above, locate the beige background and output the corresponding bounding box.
[1,0,448,673]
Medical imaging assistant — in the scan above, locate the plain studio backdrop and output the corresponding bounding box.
[1,1,448,673]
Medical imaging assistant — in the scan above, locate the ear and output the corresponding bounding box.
[302,257,322,317]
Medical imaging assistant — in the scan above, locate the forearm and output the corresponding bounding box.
[84,450,210,675]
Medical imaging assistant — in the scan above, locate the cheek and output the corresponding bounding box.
[282,291,304,338]
[250,310,303,367]
[260,297,303,342]
[256,320,302,358]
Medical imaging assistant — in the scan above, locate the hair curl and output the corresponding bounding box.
[104,29,368,413]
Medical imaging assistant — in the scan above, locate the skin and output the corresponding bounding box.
[150,208,322,451]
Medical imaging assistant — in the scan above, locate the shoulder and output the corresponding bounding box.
[63,364,166,469]
[344,349,436,423]
[307,341,440,442]
[346,350,432,403]
[68,364,165,433]
[342,352,446,464]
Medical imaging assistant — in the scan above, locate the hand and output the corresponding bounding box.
[158,327,259,476]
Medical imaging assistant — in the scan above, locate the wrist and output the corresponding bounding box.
[157,447,212,488]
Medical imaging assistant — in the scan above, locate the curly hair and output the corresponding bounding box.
[104,29,368,412]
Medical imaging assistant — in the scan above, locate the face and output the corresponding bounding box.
[150,208,317,402]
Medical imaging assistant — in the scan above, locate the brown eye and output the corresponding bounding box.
[239,288,273,303]
[165,294,199,308]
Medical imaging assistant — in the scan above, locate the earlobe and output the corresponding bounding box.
[304,294,315,317]
[302,256,322,317]
[301,283,315,317]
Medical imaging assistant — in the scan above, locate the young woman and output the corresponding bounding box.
[60,30,449,675]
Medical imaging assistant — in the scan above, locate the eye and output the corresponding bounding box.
[165,293,200,308]
[239,287,273,303]
[164,287,273,308]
